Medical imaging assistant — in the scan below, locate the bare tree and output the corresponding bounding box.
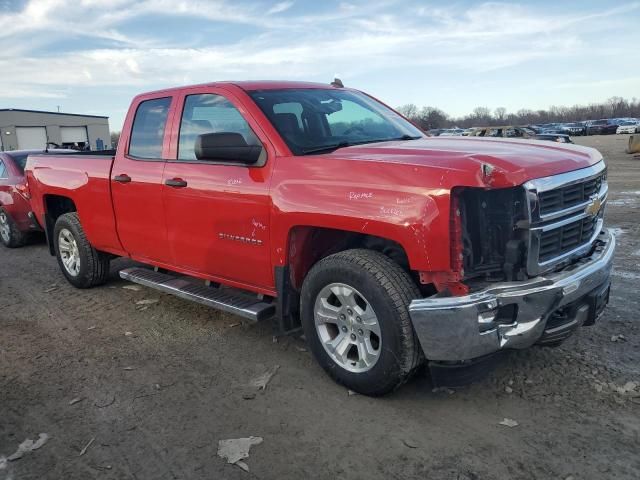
[110,131,121,149]
[396,104,419,119]
[472,106,491,118]
[417,107,449,130]
[494,107,507,123]
[396,97,640,131]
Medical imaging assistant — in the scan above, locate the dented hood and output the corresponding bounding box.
[323,136,603,187]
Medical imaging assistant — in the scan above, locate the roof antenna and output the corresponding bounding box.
[330,77,344,88]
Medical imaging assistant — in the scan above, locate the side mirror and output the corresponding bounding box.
[195,132,263,164]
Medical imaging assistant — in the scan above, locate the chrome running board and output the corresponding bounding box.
[119,267,275,322]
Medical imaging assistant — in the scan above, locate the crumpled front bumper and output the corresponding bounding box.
[409,229,615,362]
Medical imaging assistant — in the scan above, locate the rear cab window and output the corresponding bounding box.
[0,160,6,178]
[128,97,172,159]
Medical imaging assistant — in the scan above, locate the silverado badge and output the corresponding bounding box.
[585,195,602,217]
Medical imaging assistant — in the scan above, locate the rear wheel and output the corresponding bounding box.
[300,249,423,396]
[0,208,26,248]
[53,212,110,288]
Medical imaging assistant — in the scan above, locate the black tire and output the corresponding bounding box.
[300,249,423,396]
[0,207,26,248]
[53,212,110,288]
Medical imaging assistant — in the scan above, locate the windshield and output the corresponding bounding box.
[248,89,424,155]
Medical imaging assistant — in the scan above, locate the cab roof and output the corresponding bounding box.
[139,80,344,97]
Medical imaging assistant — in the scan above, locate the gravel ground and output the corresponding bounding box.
[1,134,639,479]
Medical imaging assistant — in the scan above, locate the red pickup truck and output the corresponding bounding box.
[25,81,614,395]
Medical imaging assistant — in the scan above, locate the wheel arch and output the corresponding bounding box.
[285,225,412,291]
[43,194,77,255]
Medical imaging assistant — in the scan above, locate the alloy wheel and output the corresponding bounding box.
[314,282,382,373]
[58,228,81,276]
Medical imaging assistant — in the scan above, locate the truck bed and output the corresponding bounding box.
[25,152,123,255]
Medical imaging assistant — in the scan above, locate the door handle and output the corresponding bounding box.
[114,174,131,183]
[165,178,188,188]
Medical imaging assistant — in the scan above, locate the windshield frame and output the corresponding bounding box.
[247,88,424,155]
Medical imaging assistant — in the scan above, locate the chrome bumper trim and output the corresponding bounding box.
[409,229,615,362]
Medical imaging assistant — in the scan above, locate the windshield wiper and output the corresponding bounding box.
[301,141,351,155]
[300,135,422,155]
[383,134,422,141]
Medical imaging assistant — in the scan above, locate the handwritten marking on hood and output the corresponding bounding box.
[380,206,402,217]
[396,196,414,205]
[348,191,374,200]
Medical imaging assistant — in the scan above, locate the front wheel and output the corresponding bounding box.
[53,212,110,288]
[300,249,423,396]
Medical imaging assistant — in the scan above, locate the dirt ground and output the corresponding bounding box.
[1,134,639,480]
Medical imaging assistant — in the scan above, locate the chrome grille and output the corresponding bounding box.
[538,174,604,216]
[539,216,598,262]
[524,161,607,275]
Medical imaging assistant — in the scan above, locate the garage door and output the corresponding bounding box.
[60,126,88,144]
[16,127,47,149]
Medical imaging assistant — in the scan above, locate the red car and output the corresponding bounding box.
[25,81,614,395]
[0,149,72,247]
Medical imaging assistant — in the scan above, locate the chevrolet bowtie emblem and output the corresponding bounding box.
[585,195,602,217]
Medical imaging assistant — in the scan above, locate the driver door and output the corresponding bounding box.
[161,87,275,291]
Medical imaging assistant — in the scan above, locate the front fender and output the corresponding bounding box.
[270,171,452,273]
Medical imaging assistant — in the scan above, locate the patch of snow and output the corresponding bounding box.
[608,198,638,206]
[217,436,263,472]
[612,270,640,280]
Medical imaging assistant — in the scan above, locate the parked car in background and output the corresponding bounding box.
[470,126,573,143]
[439,128,465,136]
[538,127,568,135]
[535,133,574,143]
[586,120,618,135]
[559,122,587,136]
[0,149,72,247]
[616,121,639,134]
[426,129,444,136]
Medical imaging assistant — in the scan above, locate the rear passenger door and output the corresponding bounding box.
[161,87,275,290]
[111,95,175,264]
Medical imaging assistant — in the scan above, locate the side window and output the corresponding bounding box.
[128,97,171,159]
[0,160,6,178]
[178,94,260,161]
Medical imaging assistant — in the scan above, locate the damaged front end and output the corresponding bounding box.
[408,162,614,386]
[456,186,530,286]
